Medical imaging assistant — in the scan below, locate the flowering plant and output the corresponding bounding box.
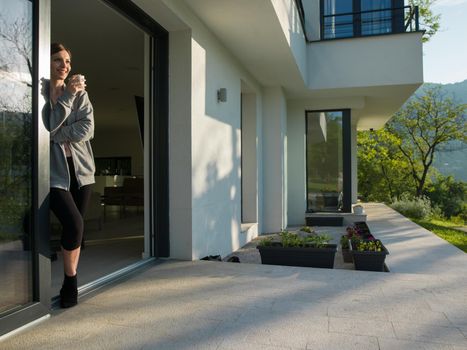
[354,239,384,252]
[341,226,361,249]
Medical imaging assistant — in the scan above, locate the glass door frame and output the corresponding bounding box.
[100,0,170,258]
[305,109,352,213]
[0,0,52,336]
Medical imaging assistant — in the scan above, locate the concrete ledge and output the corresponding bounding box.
[241,222,258,236]
[305,212,367,226]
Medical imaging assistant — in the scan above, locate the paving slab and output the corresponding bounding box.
[1,203,467,349]
[1,259,467,350]
[363,203,467,275]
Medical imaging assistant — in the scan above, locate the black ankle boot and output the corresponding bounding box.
[60,274,78,308]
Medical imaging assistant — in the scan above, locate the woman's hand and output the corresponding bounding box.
[66,74,86,95]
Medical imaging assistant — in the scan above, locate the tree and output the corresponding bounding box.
[0,11,33,236]
[386,87,467,197]
[408,0,441,43]
[427,175,467,219]
[358,128,415,202]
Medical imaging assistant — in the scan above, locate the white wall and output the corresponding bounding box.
[271,0,308,82]
[351,123,358,204]
[190,35,243,259]
[163,1,263,260]
[262,87,287,232]
[168,29,193,260]
[241,92,258,223]
[286,102,306,226]
[307,32,423,90]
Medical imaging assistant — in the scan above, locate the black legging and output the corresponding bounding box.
[50,157,91,250]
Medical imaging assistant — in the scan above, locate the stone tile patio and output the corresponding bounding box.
[1,203,467,349]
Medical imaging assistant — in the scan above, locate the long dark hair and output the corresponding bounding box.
[51,43,72,59]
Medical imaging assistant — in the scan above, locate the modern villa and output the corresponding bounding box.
[0,0,423,337]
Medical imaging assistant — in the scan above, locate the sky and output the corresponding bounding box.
[423,0,467,84]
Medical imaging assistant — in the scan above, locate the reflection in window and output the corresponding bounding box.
[306,111,343,212]
[323,0,353,39]
[361,0,392,35]
[322,0,403,39]
[0,0,33,315]
[95,157,132,176]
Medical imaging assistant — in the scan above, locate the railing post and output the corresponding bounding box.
[321,16,324,40]
[415,6,419,31]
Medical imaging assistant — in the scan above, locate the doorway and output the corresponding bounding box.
[50,0,149,295]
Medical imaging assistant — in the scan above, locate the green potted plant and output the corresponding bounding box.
[350,238,389,272]
[340,235,353,263]
[340,226,361,263]
[299,225,313,234]
[257,230,337,269]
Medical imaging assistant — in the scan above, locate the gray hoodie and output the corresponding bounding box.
[44,82,95,190]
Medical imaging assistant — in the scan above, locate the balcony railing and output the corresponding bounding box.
[294,1,420,42]
[321,6,419,40]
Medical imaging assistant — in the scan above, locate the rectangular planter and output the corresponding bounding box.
[257,244,337,269]
[354,221,370,231]
[350,240,389,272]
[353,221,372,237]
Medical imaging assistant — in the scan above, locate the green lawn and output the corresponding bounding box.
[413,218,467,253]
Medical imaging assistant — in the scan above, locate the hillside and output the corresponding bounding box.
[418,79,467,103]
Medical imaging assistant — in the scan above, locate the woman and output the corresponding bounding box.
[48,43,95,308]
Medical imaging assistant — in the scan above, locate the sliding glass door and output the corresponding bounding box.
[0,0,51,336]
[0,0,34,316]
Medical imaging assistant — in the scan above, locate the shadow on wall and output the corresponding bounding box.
[190,34,251,259]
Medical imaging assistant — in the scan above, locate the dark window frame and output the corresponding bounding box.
[101,0,170,258]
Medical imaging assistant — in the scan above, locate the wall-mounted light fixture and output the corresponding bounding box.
[217,88,227,103]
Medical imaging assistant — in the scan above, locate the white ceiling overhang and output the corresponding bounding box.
[182,0,308,95]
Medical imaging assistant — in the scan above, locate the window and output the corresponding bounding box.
[322,0,354,39]
[306,110,351,212]
[321,0,405,39]
[361,0,392,35]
